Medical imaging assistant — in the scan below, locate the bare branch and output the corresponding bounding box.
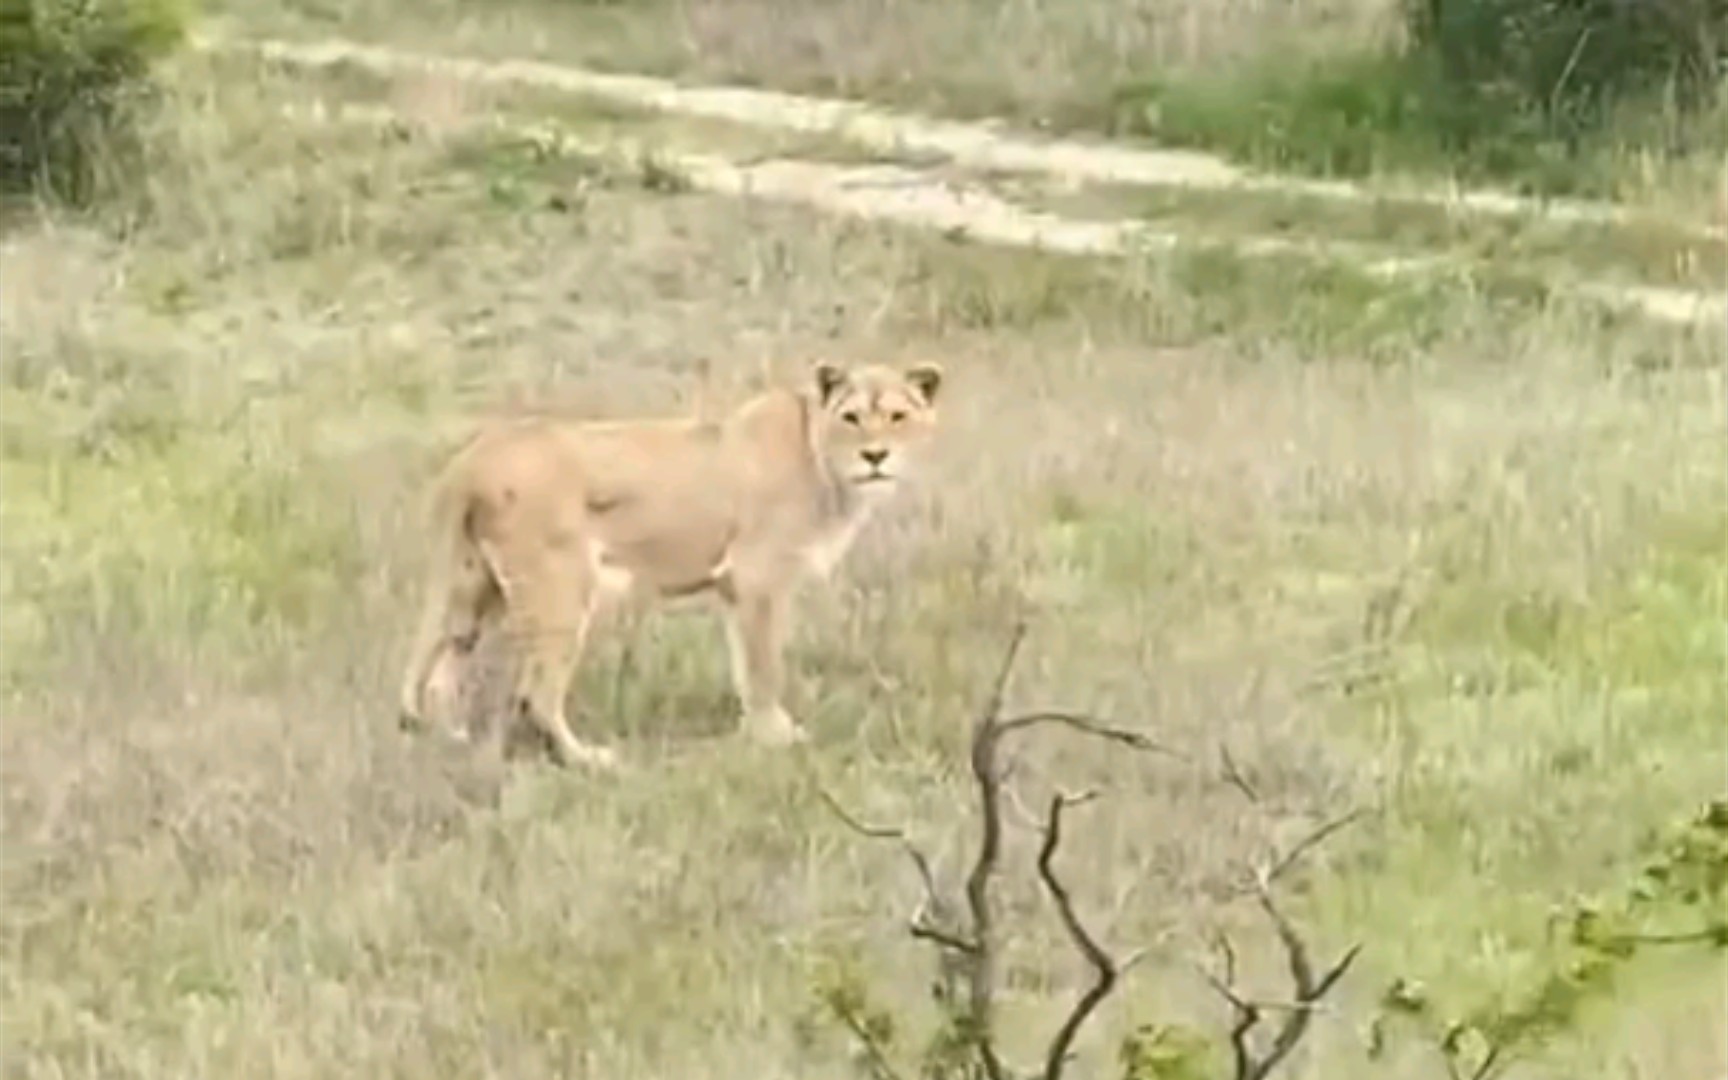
[1037,789,1127,1080]
[1441,1032,1509,1080]
[817,789,943,901]
[1264,809,1369,885]
[907,921,981,956]
[1201,811,1364,1080]
[995,711,1188,760]
[1207,993,1345,1016]
[981,621,1030,721]
[1200,950,1261,1080]
[1219,746,1260,804]
[1246,877,1363,1078]
[826,623,1169,1080]
[1212,928,1240,987]
[1002,772,1048,832]
[1466,1043,1505,1080]
[834,1007,910,1080]
[963,712,1012,1080]
[817,788,975,956]
[926,622,1034,1080]
[961,623,1168,1080]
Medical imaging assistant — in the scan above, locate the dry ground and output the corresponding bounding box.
[2,46,1725,1080]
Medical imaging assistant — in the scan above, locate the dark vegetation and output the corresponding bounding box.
[1107,0,1727,190]
[1,0,189,202]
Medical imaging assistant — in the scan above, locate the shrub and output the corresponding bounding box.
[0,0,191,204]
[1107,53,1451,180]
[1111,0,1725,188]
[1406,0,1728,145]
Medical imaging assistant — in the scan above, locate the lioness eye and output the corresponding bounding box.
[840,410,862,426]
[888,410,908,424]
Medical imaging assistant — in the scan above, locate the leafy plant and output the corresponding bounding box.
[1109,0,1726,189]
[0,0,192,203]
[1407,0,1727,146]
[1368,798,1728,1078]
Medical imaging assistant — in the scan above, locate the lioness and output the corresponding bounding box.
[397,360,945,769]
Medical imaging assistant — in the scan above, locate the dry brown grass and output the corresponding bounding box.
[670,0,1396,119]
[2,58,1724,1079]
[223,0,1399,123]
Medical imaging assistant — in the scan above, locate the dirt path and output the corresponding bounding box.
[207,35,1724,238]
[208,33,1726,329]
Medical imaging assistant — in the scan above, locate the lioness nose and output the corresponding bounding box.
[860,448,888,467]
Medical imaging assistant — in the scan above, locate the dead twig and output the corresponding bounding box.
[1219,745,1260,804]
[820,621,1170,1079]
[964,623,1172,1079]
[816,788,974,956]
[1265,809,1368,886]
[1442,1040,1506,1080]
[1035,789,1146,1080]
[995,711,1187,760]
[1202,814,1365,1080]
[836,1006,911,1080]
[963,669,1014,1080]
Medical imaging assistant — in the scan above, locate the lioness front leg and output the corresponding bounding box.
[723,587,808,746]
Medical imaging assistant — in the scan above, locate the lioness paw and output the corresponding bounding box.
[557,739,622,771]
[744,707,809,747]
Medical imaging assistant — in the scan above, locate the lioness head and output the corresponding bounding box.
[812,361,944,492]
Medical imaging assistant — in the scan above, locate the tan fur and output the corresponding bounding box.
[397,361,946,769]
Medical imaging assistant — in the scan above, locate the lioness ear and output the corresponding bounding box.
[813,361,849,405]
[905,362,943,405]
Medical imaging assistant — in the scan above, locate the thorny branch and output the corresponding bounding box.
[961,629,1016,1080]
[995,711,1187,759]
[1036,789,1146,1080]
[834,1007,911,1080]
[1442,1041,1505,1080]
[823,621,1165,1080]
[816,790,974,957]
[1210,742,1367,889]
[1219,745,1260,804]
[1201,815,1365,1080]
[824,621,1362,1080]
[1264,809,1369,886]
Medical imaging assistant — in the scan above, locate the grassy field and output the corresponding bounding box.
[213,0,1728,211]
[3,39,1726,1080]
[218,0,1396,119]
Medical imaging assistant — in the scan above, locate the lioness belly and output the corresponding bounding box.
[585,523,733,602]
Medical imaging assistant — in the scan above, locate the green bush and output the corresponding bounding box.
[0,0,190,204]
[1108,53,1452,180]
[1111,0,1725,188]
[1408,0,1727,145]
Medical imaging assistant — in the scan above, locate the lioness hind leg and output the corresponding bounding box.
[399,537,500,740]
[505,552,619,771]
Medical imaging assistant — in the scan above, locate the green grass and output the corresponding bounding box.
[1100,51,1449,176]
[1315,499,1726,989]
[210,0,1728,215]
[2,54,1724,1080]
[1004,175,1726,292]
[1103,49,1728,202]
